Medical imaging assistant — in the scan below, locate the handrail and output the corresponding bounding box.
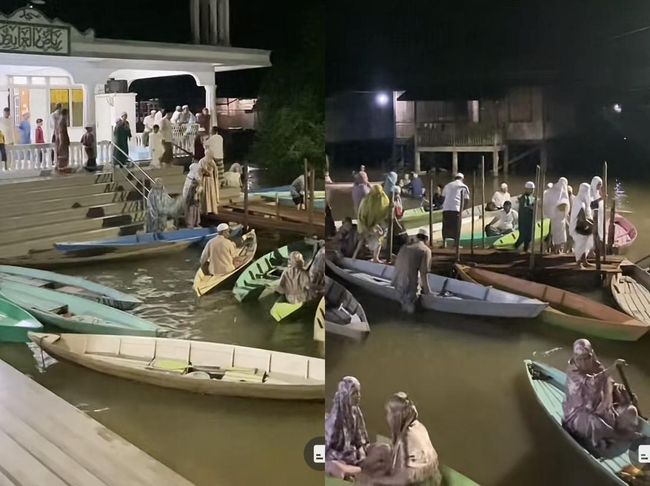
[171,142,195,159]
[109,142,153,212]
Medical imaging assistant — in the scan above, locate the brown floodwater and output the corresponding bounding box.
[0,233,324,486]
[326,169,650,486]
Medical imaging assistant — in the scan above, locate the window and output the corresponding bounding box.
[11,76,27,85]
[31,77,46,85]
[50,88,84,127]
[508,87,533,122]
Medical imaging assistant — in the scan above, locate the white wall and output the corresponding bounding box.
[29,88,48,141]
[95,93,136,142]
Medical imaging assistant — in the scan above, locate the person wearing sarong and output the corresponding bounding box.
[113,112,132,167]
[485,200,518,237]
[199,149,219,215]
[361,392,441,486]
[441,174,469,246]
[544,177,570,253]
[276,251,311,304]
[309,247,326,299]
[570,183,595,268]
[146,178,179,233]
[200,223,241,275]
[335,217,359,258]
[352,171,372,214]
[325,376,369,476]
[55,109,70,171]
[184,178,201,228]
[80,126,97,171]
[514,181,536,252]
[563,339,641,457]
[391,229,431,314]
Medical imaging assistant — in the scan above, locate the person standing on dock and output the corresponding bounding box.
[204,127,225,185]
[352,171,371,214]
[80,126,97,171]
[17,112,31,145]
[562,339,641,457]
[570,183,596,268]
[590,176,605,244]
[514,181,536,252]
[353,185,390,261]
[0,108,14,169]
[441,173,470,247]
[383,169,398,196]
[391,229,431,314]
[55,109,70,172]
[160,111,174,164]
[409,172,425,205]
[544,177,570,253]
[146,178,180,233]
[200,223,241,275]
[113,112,132,167]
[142,109,156,147]
[199,148,220,215]
[149,125,164,168]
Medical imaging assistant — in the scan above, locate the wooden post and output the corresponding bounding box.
[607,200,616,254]
[275,193,280,218]
[452,151,459,175]
[428,176,434,248]
[309,160,316,236]
[455,189,464,263]
[529,165,540,271]
[471,171,476,256]
[539,163,546,255]
[480,159,485,249]
[388,192,395,263]
[243,162,249,230]
[594,205,601,272]
[303,159,309,212]
[602,161,608,261]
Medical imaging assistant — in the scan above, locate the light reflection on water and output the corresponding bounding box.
[0,236,323,486]
[326,171,650,486]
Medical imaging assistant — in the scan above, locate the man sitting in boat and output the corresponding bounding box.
[334,218,359,258]
[488,182,511,211]
[562,339,642,457]
[276,251,311,304]
[325,376,369,479]
[199,223,244,276]
[485,200,518,237]
[361,392,442,486]
[391,229,431,314]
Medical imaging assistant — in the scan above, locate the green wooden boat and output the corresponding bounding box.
[493,218,550,250]
[232,239,320,303]
[525,360,650,485]
[326,461,479,485]
[0,295,43,342]
[0,279,163,337]
[0,265,142,310]
[270,300,304,322]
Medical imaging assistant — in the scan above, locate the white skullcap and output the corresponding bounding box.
[525,181,535,189]
[417,228,429,238]
[182,105,189,109]
[547,182,553,189]
[393,186,401,195]
[500,182,508,190]
[455,173,464,180]
[216,223,229,233]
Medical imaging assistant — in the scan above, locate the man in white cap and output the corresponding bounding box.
[514,181,536,251]
[142,109,157,147]
[441,173,470,247]
[491,182,510,210]
[391,228,431,314]
[170,106,182,124]
[199,223,241,276]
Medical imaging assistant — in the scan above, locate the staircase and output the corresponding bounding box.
[0,165,188,258]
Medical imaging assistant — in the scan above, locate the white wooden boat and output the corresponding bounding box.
[326,257,546,318]
[611,262,650,325]
[28,333,325,401]
[323,277,370,339]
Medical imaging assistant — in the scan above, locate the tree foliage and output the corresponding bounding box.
[250,4,324,180]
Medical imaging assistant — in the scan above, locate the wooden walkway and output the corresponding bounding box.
[0,359,193,486]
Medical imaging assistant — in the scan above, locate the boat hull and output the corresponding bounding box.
[0,295,43,342]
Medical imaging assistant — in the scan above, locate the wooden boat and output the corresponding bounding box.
[0,265,142,311]
[326,465,478,486]
[612,214,637,254]
[314,296,325,342]
[400,203,484,231]
[492,218,550,250]
[192,230,257,297]
[0,279,163,337]
[29,332,325,401]
[233,239,321,302]
[54,224,242,253]
[323,277,369,339]
[610,262,650,325]
[270,299,306,322]
[525,359,650,486]
[456,265,649,341]
[0,241,194,270]
[0,295,43,342]
[327,258,546,318]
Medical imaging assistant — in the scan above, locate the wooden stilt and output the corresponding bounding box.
[529,165,540,271]
[243,162,249,230]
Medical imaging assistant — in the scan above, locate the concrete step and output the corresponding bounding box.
[0,210,147,246]
[0,223,145,258]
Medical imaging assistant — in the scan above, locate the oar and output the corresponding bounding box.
[615,360,646,419]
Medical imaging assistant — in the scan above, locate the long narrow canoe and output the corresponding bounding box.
[0,279,163,337]
[192,230,257,297]
[326,465,478,486]
[612,214,637,254]
[525,360,650,485]
[270,299,306,322]
[314,296,325,342]
[610,263,650,325]
[233,239,321,303]
[323,277,369,340]
[29,332,325,401]
[0,295,43,342]
[492,218,550,250]
[55,224,243,254]
[456,265,649,341]
[400,203,484,231]
[327,258,546,318]
[0,265,142,311]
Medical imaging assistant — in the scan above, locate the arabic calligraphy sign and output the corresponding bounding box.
[0,19,70,56]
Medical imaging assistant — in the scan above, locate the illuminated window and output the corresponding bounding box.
[49,88,84,127]
[31,77,46,85]
[11,76,27,85]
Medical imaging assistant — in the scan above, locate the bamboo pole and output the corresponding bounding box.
[243,162,249,230]
[539,162,546,255]
[608,200,616,254]
[388,192,395,263]
[594,204,601,271]
[309,160,316,236]
[481,156,485,249]
[428,176,434,249]
[602,161,608,261]
[456,189,464,263]
[303,159,309,212]
[529,165,540,271]
[471,171,476,256]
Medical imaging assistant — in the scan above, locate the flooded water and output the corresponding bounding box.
[326,169,650,485]
[0,233,323,486]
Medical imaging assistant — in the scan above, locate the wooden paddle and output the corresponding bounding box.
[615,359,646,419]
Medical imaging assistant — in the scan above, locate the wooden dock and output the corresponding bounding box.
[0,359,193,486]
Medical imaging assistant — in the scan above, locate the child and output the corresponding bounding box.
[80,126,96,171]
[149,124,163,168]
[35,118,45,144]
[0,129,5,170]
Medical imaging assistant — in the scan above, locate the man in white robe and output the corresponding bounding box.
[491,182,510,209]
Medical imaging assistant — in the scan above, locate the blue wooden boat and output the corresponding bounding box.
[525,359,650,485]
[54,224,242,254]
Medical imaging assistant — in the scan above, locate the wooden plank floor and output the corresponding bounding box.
[0,359,193,486]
